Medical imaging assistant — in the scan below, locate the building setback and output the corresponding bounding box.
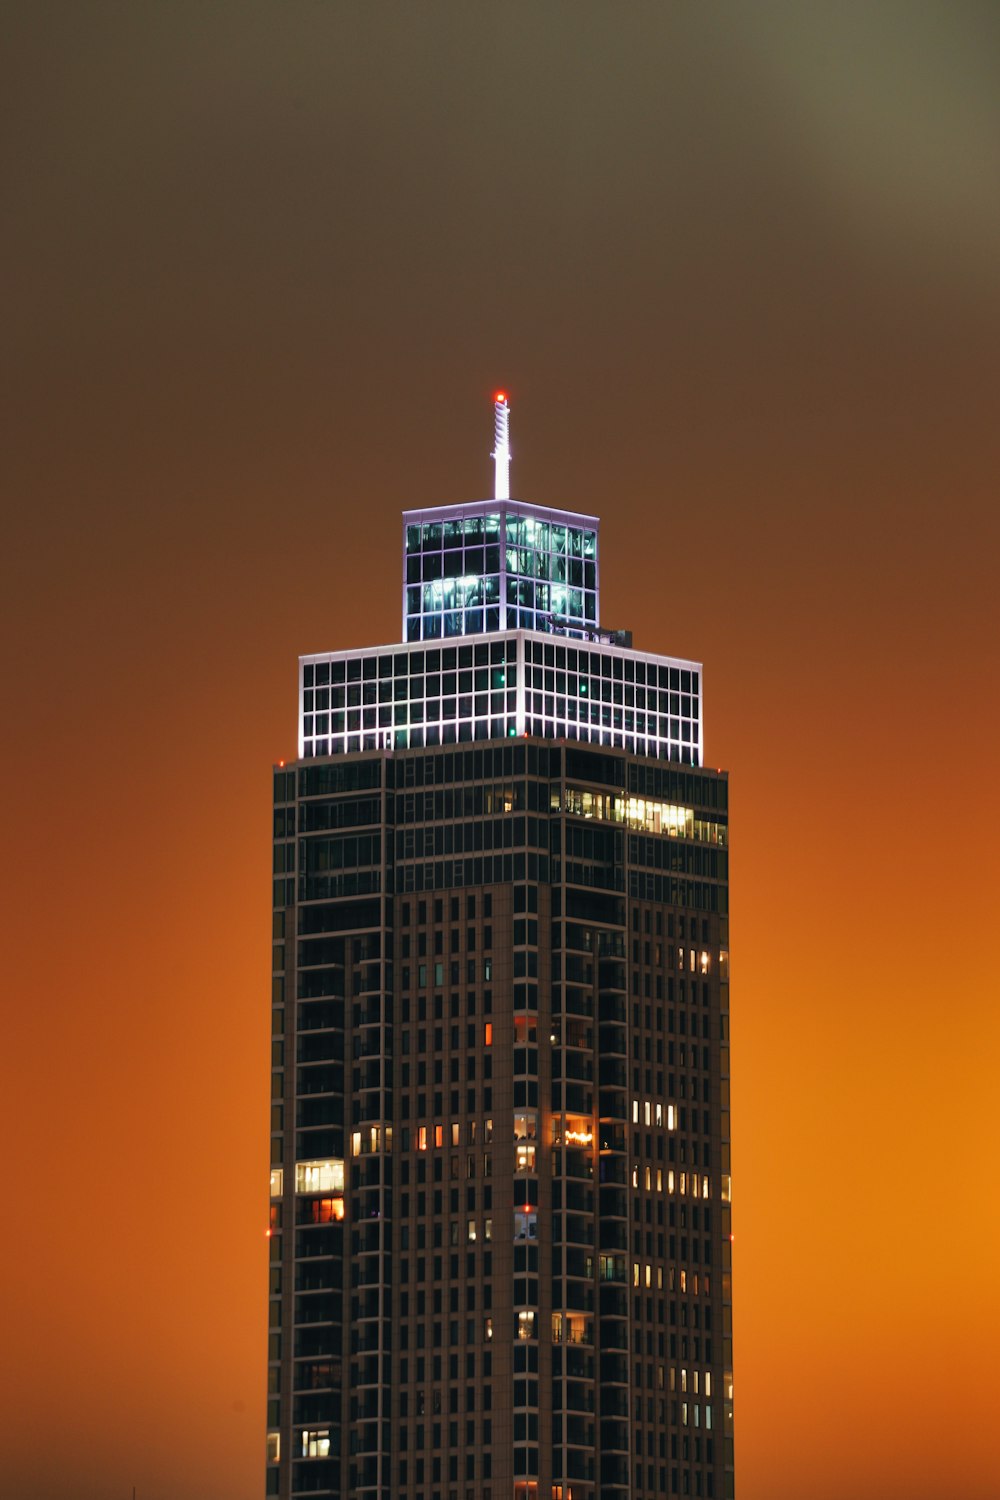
[267,397,734,1500]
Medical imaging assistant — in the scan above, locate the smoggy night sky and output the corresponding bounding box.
[3,4,999,1498]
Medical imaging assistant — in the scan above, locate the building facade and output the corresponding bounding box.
[267,399,734,1500]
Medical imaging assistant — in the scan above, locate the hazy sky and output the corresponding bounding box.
[3,5,999,1499]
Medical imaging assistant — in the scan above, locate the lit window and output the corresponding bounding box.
[417,1126,428,1151]
[514,1112,537,1140]
[517,1309,536,1340]
[484,1217,492,1241]
[295,1159,344,1194]
[434,1124,444,1148]
[514,1211,537,1240]
[484,1023,493,1046]
[515,1141,536,1172]
[269,1168,283,1198]
[301,1429,331,1458]
[266,1432,280,1464]
[484,1316,493,1340]
[467,1218,477,1242]
[451,1122,460,1146]
[307,1197,344,1223]
[705,1372,712,1397]
[667,1105,676,1131]
[700,950,710,974]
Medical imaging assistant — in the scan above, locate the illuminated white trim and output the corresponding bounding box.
[298,629,703,766]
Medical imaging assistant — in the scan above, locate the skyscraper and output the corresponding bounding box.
[267,396,733,1500]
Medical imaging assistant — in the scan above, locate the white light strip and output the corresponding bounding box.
[492,392,510,501]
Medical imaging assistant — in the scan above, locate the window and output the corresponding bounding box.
[266,1432,280,1463]
[295,1159,344,1194]
[269,1168,283,1197]
[301,1429,331,1458]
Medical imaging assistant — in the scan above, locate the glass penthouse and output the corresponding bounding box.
[268,396,734,1500]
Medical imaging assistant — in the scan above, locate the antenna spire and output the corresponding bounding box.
[492,391,510,501]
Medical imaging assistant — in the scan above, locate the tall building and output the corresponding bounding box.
[267,396,734,1500]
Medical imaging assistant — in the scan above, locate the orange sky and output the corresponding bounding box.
[3,6,999,1499]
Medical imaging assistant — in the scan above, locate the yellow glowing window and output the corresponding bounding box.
[517,1309,536,1340]
[302,1429,331,1458]
[484,1316,493,1340]
[417,1126,428,1151]
[700,950,710,974]
[451,1122,460,1146]
[295,1159,344,1194]
[514,1112,537,1140]
[266,1432,280,1464]
[668,1170,676,1193]
[269,1168,283,1198]
[566,1314,587,1345]
[434,1124,444,1148]
[467,1218,477,1242]
[516,1141,536,1172]
[668,1105,676,1131]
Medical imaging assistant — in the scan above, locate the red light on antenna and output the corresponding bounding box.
[494,390,507,403]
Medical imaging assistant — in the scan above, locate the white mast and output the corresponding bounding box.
[492,390,511,501]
